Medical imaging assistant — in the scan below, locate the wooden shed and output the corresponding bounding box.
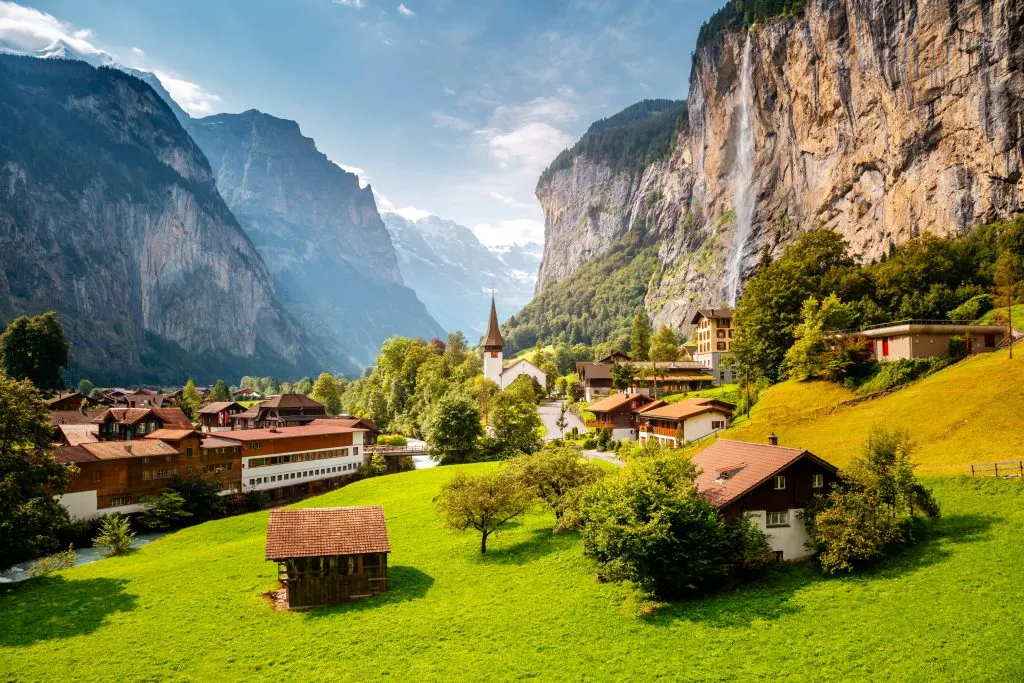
[265,506,390,609]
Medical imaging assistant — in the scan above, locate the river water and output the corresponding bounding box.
[0,532,168,584]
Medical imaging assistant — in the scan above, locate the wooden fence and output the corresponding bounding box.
[967,461,1024,478]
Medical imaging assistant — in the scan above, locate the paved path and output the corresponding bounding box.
[581,449,625,467]
[537,400,585,441]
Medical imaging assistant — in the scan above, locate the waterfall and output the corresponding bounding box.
[725,34,755,307]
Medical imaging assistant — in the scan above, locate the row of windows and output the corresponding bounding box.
[203,462,234,473]
[142,468,178,481]
[247,447,358,468]
[248,463,358,486]
[772,474,825,490]
[103,495,133,508]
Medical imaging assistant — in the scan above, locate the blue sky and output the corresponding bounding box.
[1,0,724,245]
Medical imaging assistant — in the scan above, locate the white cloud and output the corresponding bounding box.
[488,191,532,210]
[373,189,431,221]
[397,3,415,16]
[334,162,370,188]
[0,2,106,56]
[475,121,572,172]
[153,70,222,117]
[430,110,472,132]
[443,86,456,96]
[131,46,145,57]
[333,0,364,7]
[473,219,544,247]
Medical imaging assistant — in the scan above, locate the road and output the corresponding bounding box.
[581,449,625,467]
[537,400,585,441]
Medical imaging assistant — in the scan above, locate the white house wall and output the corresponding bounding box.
[241,445,365,493]
[683,412,727,443]
[501,361,547,389]
[54,490,98,519]
[745,509,813,561]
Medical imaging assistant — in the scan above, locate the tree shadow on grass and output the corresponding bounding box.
[644,513,999,629]
[474,527,577,565]
[300,566,434,617]
[0,576,138,646]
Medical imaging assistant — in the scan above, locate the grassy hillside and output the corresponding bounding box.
[976,303,1024,329]
[3,465,1024,681]
[725,349,1024,474]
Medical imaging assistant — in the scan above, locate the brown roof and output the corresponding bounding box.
[56,424,99,446]
[47,392,83,406]
[311,417,380,434]
[54,444,99,463]
[635,400,668,414]
[214,423,365,443]
[482,296,505,348]
[690,308,735,324]
[80,439,178,461]
[143,428,199,441]
[259,394,325,410]
[92,407,192,429]
[49,409,104,426]
[201,436,243,450]
[198,401,243,415]
[576,361,613,380]
[265,506,391,560]
[588,392,653,414]
[232,405,261,419]
[640,398,733,422]
[692,439,836,508]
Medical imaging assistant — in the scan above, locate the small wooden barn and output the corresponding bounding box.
[265,506,391,609]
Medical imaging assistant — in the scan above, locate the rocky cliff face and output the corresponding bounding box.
[0,55,314,384]
[188,111,444,368]
[536,0,1024,331]
[383,212,537,336]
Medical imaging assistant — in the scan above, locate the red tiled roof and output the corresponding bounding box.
[49,409,104,426]
[214,423,365,443]
[54,444,99,463]
[588,392,652,414]
[151,408,193,429]
[692,439,836,508]
[265,506,391,560]
[143,428,199,441]
[640,398,734,421]
[311,417,381,433]
[92,407,192,429]
[55,424,99,446]
[200,436,242,450]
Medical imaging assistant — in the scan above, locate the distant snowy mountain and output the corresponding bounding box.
[382,213,540,336]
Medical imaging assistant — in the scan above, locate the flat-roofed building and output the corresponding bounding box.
[847,320,1006,361]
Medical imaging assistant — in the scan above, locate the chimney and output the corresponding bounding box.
[768,433,778,447]
[124,444,133,454]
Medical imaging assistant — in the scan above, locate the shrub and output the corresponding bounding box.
[93,514,135,557]
[240,490,270,512]
[28,545,76,577]
[722,514,775,578]
[378,434,408,447]
[582,437,597,449]
[947,293,993,321]
[948,335,968,358]
[580,453,728,599]
[139,489,193,530]
[856,358,948,395]
[364,453,388,477]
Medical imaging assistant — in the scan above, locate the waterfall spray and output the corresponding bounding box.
[725,34,755,307]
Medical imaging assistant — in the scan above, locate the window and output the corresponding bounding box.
[711,420,725,430]
[984,333,996,348]
[766,511,790,527]
[93,470,101,483]
[106,495,132,508]
[250,441,262,450]
[773,475,786,490]
[716,342,727,351]
[186,447,194,458]
[717,329,726,338]
[812,473,824,488]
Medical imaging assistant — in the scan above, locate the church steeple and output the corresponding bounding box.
[482,296,504,350]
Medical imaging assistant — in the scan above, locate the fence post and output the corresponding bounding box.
[970,464,975,478]
[994,462,999,478]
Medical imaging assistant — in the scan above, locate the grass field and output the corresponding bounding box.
[976,304,1024,329]
[723,348,1024,474]
[2,465,1024,681]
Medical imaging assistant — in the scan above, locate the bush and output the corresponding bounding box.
[582,437,597,449]
[93,514,135,557]
[856,358,949,395]
[722,514,775,578]
[365,453,388,477]
[28,545,76,577]
[948,335,968,358]
[378,434,408,447]
[947,293,993,321]
[240,490,270,512]
[139,490,193,530]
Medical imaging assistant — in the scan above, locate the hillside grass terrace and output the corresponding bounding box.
[2,461,1024,681]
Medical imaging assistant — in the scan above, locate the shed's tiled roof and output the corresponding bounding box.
[265,506,391,560]
[692,439,836,508]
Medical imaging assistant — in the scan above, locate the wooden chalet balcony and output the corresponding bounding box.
[639,423,679,438]
[586,419,615,430]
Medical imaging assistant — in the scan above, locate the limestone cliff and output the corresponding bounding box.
[0,55,315,384]
[188,111,444,368]
[534,0,1024,334]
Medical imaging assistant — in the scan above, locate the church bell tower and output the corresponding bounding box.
[482,296,505,387]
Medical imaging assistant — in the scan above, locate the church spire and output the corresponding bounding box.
[483,296,504,349]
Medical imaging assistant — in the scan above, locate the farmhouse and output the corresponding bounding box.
[92,407,193,441]
[576,352,632,402]
[230,394,327,429]
[636,399,733,446]
[846,320,1006,361]
[693,437,838,560]
[265,506,391,609]
[47,391,85,411]
[481,297,549,390]
[587,392,660,441]
[691,308,736,383]
[628,361,715,396]
[198,401,246,432]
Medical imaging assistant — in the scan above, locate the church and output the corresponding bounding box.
[482,298,548,390]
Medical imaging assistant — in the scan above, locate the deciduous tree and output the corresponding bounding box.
[507,446,604,525]
[208,379,232,403]
[310,373,344,414]
[993,249,1019,359]
[490,378,543,455]
[434,469,535,553]
[425,393,483,463]
[0,311,71,390]
[180,378,201,421]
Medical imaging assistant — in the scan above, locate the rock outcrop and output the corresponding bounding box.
[188,111,444,368]
[0,55,314,384]
[535,0,1024,332]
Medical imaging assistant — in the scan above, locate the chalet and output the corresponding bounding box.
[198,401,246,432]
[691,308,736,383]
[628,361,715,397]
[845,320,1007,361]
[636,398,734,446]
[265,506,391,609]
[693,437,838,560]
[586,392,659,441]
[216,422,368,501]
[576,352,631,402]
[199,436,244,493]
[230,394,327,430]
[92,407,193,441]
[124,389,164,408]
[47,392,85,411]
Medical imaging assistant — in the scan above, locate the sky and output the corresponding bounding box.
[0,0,724,246]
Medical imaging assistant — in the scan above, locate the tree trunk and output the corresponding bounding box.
[480,530,488,554]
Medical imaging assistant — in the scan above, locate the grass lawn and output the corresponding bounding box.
[976,304,1024,330]
[3,466,1024,681]
[723,348,1024,475]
